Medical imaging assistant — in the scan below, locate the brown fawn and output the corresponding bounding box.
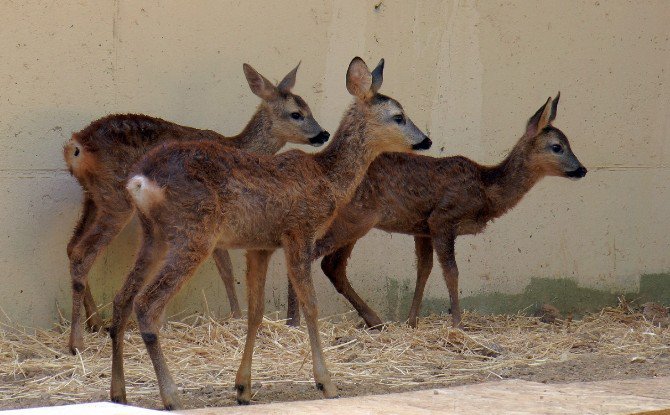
[285,93,587,329]
[64,63,328,355]
[108,57,431,409]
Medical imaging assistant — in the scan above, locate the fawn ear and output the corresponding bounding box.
[370,58,384,94]
[548,91,560,124]
[243,63,279,101]
[346,57,373,99]
[278,61,300,93]
[526,96,552,137]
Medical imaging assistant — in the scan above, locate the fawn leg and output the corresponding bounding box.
[433,232,461,327]
[212,248,242,318]
[68,208,131,354]
[67,196,104,332]
[286,280,301,326]
[133,236,214,410]
[235,250,273,404]
[320,242,384,328]
[282,234,337,399]
[67,195,97,258]
[82,285,104,332]
[407,236,434,328]
[110,215,166,405]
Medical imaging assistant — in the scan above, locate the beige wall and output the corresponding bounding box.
[0,1,667,327]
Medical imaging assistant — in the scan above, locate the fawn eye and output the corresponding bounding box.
[290,112,303,121]
[393,114,405,125]
[551,144,563,154]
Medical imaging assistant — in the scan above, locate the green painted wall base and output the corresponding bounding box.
[385,273,670,320]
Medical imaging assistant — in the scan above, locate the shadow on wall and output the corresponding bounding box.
[385,273,670,320]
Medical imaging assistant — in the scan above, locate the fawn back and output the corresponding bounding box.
[112,57,431,409]
[305,94,586,330]
[64,62,327,355]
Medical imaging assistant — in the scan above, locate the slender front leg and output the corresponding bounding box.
[67,195,105,333]
[320,242,383,328]
[282,234,337,399]
[407,236,434,328]
[432,232,461,327]
[68,208,131,354]
[133,236,213,410]
[110,215,166,405]
[235,250,273,404]
[212,248,242,318]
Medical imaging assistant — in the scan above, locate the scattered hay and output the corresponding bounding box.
[0,305,668,408]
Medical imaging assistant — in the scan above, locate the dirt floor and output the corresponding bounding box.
[1,305,669,410]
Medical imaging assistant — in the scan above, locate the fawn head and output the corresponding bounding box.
[243,62,330,146]
[346,57,431,154]
[524,93,586,180]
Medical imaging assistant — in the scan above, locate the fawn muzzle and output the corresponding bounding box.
[412,136,432,150]
[309,130,330,147]
[565,166,587,179]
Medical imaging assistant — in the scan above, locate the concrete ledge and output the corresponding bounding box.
[0,402,163,414]
[2,377,668,414]
[177,377,670,415]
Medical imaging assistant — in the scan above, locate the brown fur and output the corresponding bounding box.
[108,57,430,409]
[64,63,327,355]
[285,94,587,329]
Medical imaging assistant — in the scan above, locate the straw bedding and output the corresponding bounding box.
[0,302,668,409]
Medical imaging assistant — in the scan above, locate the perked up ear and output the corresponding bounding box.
[526,96,552,137]
[243,63,279,101]
[346,57,373,99]
[370,58,384,94]
[278,61,300,93]
[548,91,560,124]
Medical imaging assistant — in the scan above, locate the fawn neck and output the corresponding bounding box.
[482,136,544,217]
[314,102,380,207]
[225,104,285,155]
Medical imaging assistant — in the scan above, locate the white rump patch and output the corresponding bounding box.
[127,175,164,211]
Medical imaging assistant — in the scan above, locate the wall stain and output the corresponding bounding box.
[385,273,670,320]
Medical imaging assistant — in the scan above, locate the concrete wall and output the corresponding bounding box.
[0,0,667,327]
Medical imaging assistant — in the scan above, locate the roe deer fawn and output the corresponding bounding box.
[286,93,587,329]
[108,57,431,409]
[64,63,328,355]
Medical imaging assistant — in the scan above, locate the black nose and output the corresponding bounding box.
[412,136,432,150]
[309,131,330,146]
[566,166,587,178]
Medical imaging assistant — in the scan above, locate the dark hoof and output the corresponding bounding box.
[286,318,300,327]
[110,395,127,405]
[235,384,250,405]
[68,342,82,355]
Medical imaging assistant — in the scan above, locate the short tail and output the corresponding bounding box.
[63,135,86,177]
[127,175,165,212]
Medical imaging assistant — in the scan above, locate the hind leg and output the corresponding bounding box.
[133,234,215,410]
[320,242,384,328]
[286,280,301,326]
[68,208,131,354]
[433,232,461,327]
[110,214,167,405]
[407,236,434,328]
